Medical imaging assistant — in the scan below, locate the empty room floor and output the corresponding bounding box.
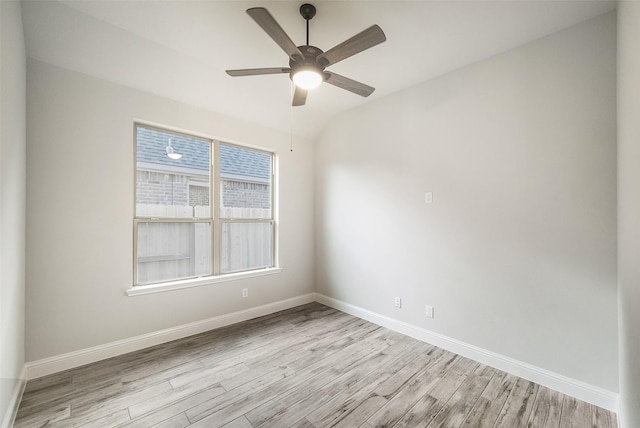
[14,303,617,428]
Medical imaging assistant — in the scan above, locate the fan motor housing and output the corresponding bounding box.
[289,45,325,71]
[289,45,327,83]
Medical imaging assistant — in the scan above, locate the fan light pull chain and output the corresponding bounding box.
[290,82,294,152]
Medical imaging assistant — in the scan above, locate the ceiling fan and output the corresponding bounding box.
[226,4,386,106]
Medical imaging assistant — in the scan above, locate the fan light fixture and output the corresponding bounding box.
[292,68,323,90]
[166,138,182,160]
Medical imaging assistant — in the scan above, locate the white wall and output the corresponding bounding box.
[316,12,617,393]
[0,0,27,425]
[25,60,315,362]
[617,2,640,427]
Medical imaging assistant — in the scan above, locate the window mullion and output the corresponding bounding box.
[212,141,221,276]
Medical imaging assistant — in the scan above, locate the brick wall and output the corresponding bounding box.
[222,180,271,209]
[136,171,189,205]
[137,171,270,210]
[189,185,210,207]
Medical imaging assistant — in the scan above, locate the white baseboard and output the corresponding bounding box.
[25,293,315,380]
[1,366,27,428]
[22,291,618,413]
[314,293,618,412]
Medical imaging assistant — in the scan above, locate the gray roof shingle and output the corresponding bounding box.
[136,126,271,180]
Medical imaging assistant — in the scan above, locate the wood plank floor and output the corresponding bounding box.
[15,303,617,428]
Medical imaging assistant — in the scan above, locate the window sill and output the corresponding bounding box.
[126,267,283,297]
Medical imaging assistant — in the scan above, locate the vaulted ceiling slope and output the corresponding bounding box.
[21,0,616,139]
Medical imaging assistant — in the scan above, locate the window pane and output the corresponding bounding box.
[220,144,272,219]
[136,222,211,284]
[136,126,211,218]
[221,222,273,274]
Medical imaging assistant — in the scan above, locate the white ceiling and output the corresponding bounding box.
[21,0,616,139]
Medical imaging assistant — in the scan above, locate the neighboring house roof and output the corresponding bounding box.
[219,145,271,181]
[136,126,271,181]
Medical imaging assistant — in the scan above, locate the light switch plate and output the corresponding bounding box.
[425,305,434,318]
[425,192,433,204]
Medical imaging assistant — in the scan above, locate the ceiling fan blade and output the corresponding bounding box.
[247,8,304,62]
[317,25,386,67]
[226,67,291,77]
[292,86,308,106]
[324,72,375,97]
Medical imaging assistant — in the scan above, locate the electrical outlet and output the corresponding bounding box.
[242,288,248,298]
[425,305,434,318]
[394,297,402,308]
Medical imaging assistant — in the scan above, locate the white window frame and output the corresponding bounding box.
[128,123,281,296]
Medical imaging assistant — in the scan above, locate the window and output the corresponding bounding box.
[134,124,275,286]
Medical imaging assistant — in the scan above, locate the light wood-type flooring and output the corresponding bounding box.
[15,303,617,428]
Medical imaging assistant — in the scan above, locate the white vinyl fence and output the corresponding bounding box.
[136,204,272,284]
